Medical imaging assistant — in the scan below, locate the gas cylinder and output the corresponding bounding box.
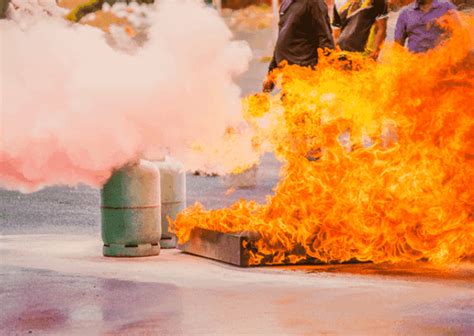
[154,157,186,248]
[101,159,161,257]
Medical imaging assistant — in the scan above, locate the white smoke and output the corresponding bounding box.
[0,0,255,192]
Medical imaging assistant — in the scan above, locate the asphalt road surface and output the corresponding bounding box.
[0,153,282,235]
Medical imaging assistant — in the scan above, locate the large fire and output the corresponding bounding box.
[173,16,474,266]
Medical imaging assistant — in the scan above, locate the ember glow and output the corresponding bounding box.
[173,17,474,265]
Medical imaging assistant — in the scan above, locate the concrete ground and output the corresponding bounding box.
[2,145,473,336]
[2,10,474,336]
[1,235,474,335]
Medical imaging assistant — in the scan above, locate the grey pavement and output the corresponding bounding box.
[0,153,282,235]
[1,235,474,335]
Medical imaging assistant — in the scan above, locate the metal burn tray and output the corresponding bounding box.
[178,227,325,267]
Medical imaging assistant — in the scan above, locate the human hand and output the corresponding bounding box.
[262,76,275,93]
[368,49,380,61]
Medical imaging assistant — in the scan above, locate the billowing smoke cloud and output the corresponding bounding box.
[1,0,255,192]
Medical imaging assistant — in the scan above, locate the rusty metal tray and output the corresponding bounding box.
[178,227,324,267]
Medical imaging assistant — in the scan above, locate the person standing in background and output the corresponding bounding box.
[332,0,389,60]
[263,0,335,92]
[394,0,458,53]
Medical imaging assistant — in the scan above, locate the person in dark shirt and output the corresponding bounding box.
[332,0,388,60]
[263,0,335,92]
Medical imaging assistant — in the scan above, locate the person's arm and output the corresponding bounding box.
[369,18,387,59]
[268,53,278,73]
[263,52,278,92]
[446,7,461,25]
[333,27,341,41]
[369,0,388,59]
[310,0,335,50]
[263,74,276,92]
[394,10,408,47]
[437,2,461,30]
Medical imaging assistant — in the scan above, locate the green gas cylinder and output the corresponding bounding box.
[154,157,186,248]
[101,160,161,257]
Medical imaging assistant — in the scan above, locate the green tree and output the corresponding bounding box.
[0,0,11,19]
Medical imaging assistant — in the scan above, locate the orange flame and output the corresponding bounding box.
[173,16,474,266]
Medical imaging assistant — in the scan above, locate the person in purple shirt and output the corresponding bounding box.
[395,0,457,53]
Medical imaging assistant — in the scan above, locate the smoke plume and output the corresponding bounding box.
[1,0,254,192]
